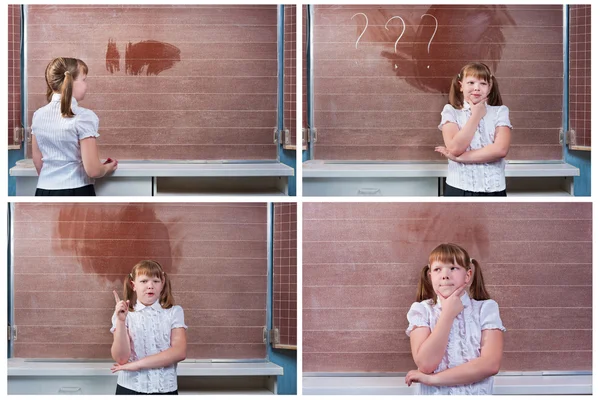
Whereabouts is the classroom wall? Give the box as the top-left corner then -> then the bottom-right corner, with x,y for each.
9,4 -> 21,148
311,5 -> 564,161
12,203 -> 268,360
303,202 -> 592,372
26,5 -> 278,160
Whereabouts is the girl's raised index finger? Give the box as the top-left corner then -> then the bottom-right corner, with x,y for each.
113,290 -> 121,303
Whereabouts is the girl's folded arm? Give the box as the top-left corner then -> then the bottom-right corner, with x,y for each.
454,126 -> 511,164
410,313 -> 454,374
135,327 -> 187,370
111,320 -> 131,365
442,117 -> 480,157
429,329 -> 503,387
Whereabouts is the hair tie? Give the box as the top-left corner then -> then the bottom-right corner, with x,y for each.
457,73 -> 460,79
470,258 -> 474,264
64,71 -> 70,77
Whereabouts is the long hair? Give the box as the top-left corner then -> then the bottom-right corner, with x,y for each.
416,243 -> 490,304
448,62 -> 503,109
123,260 -> 175,311
44,57 -> 88,118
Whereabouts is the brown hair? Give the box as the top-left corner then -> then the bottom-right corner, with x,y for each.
448,62 -> 502,109
123,260 -> 174,311
416,243 -> 490,304
45,57 -> 88,118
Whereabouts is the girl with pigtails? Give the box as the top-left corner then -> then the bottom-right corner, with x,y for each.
111,260 -> 187,395
435,62 -> 513,196
31,57 -> 117,196
405,243 -> 505,395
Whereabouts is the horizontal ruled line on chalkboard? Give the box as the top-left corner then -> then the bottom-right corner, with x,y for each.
15,256 -> 267,259
316,24 -> 563,28
317,59 -> 563,62
14,308 -> 267,311
303,262 -> 591,265
304,306 -> 591,309
28,75 -> 277,78
28,59 -> 278,62
304,284 -> 591,288
28,23 -> 278,27
16,290 -> 267,294
94,144 -> 276,147
28,42 -> 277,44
303,240 -> 590,244
16,220 -> 266,224
304,328 -> 590,332
314,42 -> 563,45
18,238 -> 267,242
30,93 -> 277,95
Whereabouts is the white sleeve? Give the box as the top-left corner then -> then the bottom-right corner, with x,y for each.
438,104 -> 459,130
76,110 -> 100,140
406,302 -> 431,336
480,300 -> 506,332
171,306 -> 188,330
496,105 -> 513,129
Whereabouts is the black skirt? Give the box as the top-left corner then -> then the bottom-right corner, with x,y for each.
35,184 -> 96,196
116,384 -> 178,395
444,183 -> 507,197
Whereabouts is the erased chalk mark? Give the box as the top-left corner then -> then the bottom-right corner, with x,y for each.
125,40 -> 181,76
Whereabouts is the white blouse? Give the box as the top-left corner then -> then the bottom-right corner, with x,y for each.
31,93 -> 100,190
406,292 -> 506,395
111,300 -> 187,394
438,102 -> 513,193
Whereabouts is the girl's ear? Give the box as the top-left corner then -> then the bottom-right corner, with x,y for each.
465,268 -> 473,284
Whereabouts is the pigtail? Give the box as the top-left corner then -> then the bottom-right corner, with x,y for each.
60,71 -> 75,118
487,75 -> 503,106
469,258 -> 491,301
448,72 -> 464,109
124,272 -> 136,311
159,270 -> 175,309
416,265 -> 435,303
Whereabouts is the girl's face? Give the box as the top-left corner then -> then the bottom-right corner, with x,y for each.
132,273 -> 164,306
429,260 -> 472,299
460,74 -> 491,103
72,71 -> 88,101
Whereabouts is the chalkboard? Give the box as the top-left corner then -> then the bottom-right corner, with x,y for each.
26,5 -> 279,160
13,203 -> 268,360
312,5 -> 564,161
303,202 -> 592,373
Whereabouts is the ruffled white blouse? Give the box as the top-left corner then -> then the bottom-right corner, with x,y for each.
406,292 -> 506,395
111,300 -> 187,393
438,102 -> 513,193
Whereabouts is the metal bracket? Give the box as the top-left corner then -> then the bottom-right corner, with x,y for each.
310,127 -> 318,143
8,325 -> 17,341
262,326 -> 268,344
273,127 -> 280,144
283,129 -> 291,146
302,128 -> 308,146
13,127 -> 23,144
270,328 -> 280,345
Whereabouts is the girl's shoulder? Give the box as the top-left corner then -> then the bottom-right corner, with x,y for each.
73,105 -> 99,121
470,298 -> 500,312
441,103 -> 460,113
408,299 -> 436,313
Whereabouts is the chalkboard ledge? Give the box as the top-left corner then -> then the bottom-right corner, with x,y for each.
302,373 -> 592,395
8,358 -> 283,377
302,161 -> 579,179
10,159 -> 294,178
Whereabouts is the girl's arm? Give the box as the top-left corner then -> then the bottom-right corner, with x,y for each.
111,319 -> 131,365
409,285 -> 467,374
31,135 -> 43,175
448,126 -> 511,164
112,328 -> 187,372
80,137 -> 117,178
410,312 -> 454,374
429,329 -> 504,386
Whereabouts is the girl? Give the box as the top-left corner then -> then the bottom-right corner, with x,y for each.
31,57 -> 118,196
435,62 -> 512,196
405,243 -> 505,395
111,260 -> 187,395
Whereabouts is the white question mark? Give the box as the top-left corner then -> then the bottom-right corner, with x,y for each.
420,13 -> 438,69
351,13 -> 369,49
385,16 -> 406,55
